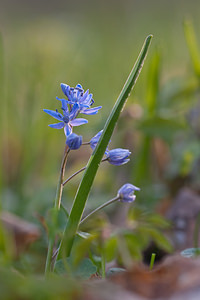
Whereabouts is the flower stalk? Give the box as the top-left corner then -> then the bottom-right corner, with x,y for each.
80,196 -> 120,225
63,158 -> 108,186
45,145 -> 70,276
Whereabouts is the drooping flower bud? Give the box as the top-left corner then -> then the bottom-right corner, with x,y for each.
106,148 -> 131,165
66,133 -> 82,150
117,183 -> 140,202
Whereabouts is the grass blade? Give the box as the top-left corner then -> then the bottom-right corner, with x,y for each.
184,20 -> 200,77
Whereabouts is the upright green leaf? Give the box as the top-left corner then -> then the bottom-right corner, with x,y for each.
184,20 -> 200,77
146,49 -> 161,116
132,49 -> 160,187
57,35 -> 153,262
0,33 -> 4,197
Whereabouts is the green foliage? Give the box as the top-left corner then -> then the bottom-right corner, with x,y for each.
84,206 -> 172,269
146,48 -> 161,116
128,207 -> 173,253
55,257 -> 97,278
0,267 -> 82,300
104,237 -> 118,262
137,117 -> 186,141
184,20 -> 200,77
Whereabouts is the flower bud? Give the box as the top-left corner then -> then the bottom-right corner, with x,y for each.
106,148 -> 131,165
90,130 -> 103,150
117,183 -> 140,202
66,133 -> 82,150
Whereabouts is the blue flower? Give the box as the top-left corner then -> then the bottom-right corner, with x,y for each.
58,83 -> 102,115
89,129 -> 111,153
117,183 -> 140,202
66,133 -> 82,150
89,130 -> 103,150
43,105 -> 88,137
106,148 -> 131,165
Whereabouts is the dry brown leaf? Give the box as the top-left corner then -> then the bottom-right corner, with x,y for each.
110,255 -> 200,299
0,211 -> 41,256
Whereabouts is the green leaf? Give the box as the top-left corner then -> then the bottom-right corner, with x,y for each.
137,117 -> 187,141
71,233 -> 96,266
138,226 -> 173,253
146,214 -> 171,229
146,48 -> 161,116
56,35 -> 153,261
124,233 -> 144,260
55,257 -> 97,279
184,20 -> 200,77
0,33 -> 4,195
104,237 -> 118,262
131,136 -> 151,185
159,77 -> 198,106
181,248 -> 200,258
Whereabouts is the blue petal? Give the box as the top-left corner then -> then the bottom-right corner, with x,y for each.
117,183 -> 140,203
81,93 -> 93,106
56,97 -> 69,112
69,103 -> 80,120
70,118 -> 88,126
109,159 -> 130,166
76,84 -> 83,90
64,124 -> 72,136
56,97 -> 73,105
48,122 -> 65,129
80,89 -> 89,102
43,109 -> 63,121
60,83 -> 69,96
81,106 -> 102,115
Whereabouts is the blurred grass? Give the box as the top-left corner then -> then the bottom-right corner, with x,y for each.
1,0 -> 200,216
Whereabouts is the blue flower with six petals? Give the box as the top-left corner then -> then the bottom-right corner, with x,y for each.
43,105 -> 88,137
57,83 -> 102,115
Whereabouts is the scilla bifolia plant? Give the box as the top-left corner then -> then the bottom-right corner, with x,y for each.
44,35 -> 152,276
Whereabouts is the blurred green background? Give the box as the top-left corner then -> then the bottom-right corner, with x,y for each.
1,0 -> 200,220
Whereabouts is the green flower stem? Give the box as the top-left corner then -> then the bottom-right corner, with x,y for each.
45,145 -> 70,276
45,239 -> 54,276
63,158 -> 108,186
63,166 -> 86,186
80,196 -> 119,225
55,35 -> 152,264
149,253 -> 156,270
55,146 -> 70,209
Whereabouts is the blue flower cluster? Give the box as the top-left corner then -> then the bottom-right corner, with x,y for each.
44,83 -> 140,200
44,83 -> 102,149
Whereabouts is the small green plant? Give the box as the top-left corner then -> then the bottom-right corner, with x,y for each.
43,35 -> 153,276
